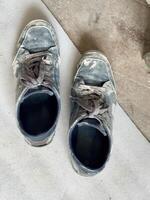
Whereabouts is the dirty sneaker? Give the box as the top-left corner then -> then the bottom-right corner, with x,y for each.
68,51 -> 117,176
13,20 -> 60,146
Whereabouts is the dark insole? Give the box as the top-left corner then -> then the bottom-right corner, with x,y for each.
71,119 -> 110,170
19,92 -> 58,136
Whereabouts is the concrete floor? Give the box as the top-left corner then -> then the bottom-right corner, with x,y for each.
43,0 -> 150,140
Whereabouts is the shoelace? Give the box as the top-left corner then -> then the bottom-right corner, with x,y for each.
71,83 -> 109,118
71,81 -> 116,136
18,51 -> 55,87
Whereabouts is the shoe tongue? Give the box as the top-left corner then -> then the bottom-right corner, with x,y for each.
77,118 -> 107,136
24,85 -> 54,99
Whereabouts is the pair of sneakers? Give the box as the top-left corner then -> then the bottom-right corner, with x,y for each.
13,20 -> 117,176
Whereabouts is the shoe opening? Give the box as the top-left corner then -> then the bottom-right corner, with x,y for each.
70,118 -> 111,170
18,87 -> 58,136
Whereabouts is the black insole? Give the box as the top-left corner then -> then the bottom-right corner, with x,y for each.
19,92 -> 58,136
71,119 -> 110,170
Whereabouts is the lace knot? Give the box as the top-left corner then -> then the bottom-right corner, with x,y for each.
71,84 -> 108,117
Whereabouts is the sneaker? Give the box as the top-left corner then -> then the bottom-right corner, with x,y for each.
13,20 -> 60,146
68,51 -> 117,176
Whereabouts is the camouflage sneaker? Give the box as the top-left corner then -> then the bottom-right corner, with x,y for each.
12,20 -> 60,147
68,51 -> 117,176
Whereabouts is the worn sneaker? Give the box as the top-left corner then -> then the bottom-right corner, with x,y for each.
68,51 -> 117,176
12,20 -> 60,146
